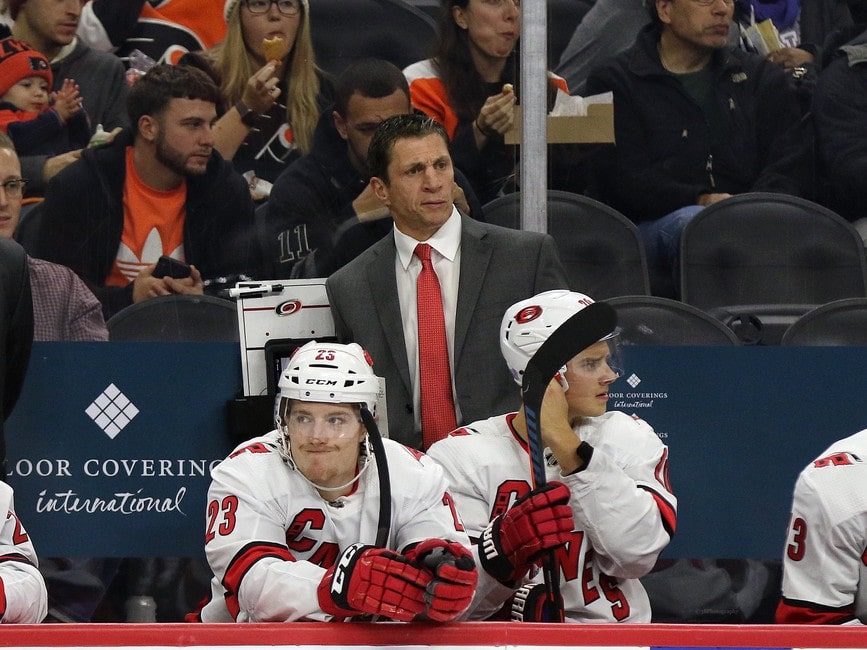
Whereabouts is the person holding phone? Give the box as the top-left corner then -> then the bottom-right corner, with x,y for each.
24,64 -> 259,318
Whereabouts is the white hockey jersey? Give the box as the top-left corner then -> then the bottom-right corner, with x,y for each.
777,429 -> 867,625
196,430 -> 471,622
427,410 -> 676,623
0,481 -> 47,623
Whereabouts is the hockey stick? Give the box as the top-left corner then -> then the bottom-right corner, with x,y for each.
520,300 -> 618,622
360,406 -> 391,549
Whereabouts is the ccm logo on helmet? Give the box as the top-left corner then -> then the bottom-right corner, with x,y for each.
276,300 -> 302,316
305,379 -> 338,386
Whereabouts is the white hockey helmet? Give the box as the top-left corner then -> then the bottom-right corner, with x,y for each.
275,341 -> 379,486
275,340 -> 380,431
500,289 -> 618,385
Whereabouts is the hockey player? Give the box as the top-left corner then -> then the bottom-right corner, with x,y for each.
776,429 -> 867,625
428,289 -> 677,622
0,481 -> 47,623
192,341 -> 477,622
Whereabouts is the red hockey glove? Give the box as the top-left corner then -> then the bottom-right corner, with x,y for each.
478,481 -> 574,584
317,543 -> 430,621
405,539 -> 478,621
509,583 -> 565,622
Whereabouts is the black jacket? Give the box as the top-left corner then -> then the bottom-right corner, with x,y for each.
586,25 -> 813,222
813,32 -> 867,220
0,239 -> 32,479
26,129 -> 259,317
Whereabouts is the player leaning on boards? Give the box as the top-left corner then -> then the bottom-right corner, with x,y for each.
190,342 -> 477,622
776,428 -> 867,625
427,290 -> 678,622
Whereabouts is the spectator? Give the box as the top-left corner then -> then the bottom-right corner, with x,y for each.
326,113 -> 568,451
192,341 -> 477,622
427,289 -> 677,622
0,236 -> 30,480
1,1 -> 219,65
78,0 -> 226,65
0,481 -> 48,622
734,0 -> 855,112
8,0 -> 129,196
0,38 -> 89,157
403,0 -> 567,205
586,0 -> 812,296
735,0 -> 853,69
776,427 -> 867,624
555,0 -> 852,100
264,57 -> 481,279
0,134 -> 106,340
812,26 -> 867,240
25,63 -> 258,319
183,0 -> 332,194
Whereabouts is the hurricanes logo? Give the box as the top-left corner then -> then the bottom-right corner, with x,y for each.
515,305 -> 543,323
276,300 -> 302,316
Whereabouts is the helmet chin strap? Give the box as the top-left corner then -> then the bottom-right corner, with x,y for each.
282,430 -> 373,495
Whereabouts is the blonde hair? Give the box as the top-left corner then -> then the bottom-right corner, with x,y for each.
207,2 -> 322,154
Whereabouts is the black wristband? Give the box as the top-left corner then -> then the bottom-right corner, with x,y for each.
234,100 -> 258,127
474,119 -> 498,140
573,441 -> 594,472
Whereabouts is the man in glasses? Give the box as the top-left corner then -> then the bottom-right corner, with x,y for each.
0,133 -> 107,341
586,0 -> 811,297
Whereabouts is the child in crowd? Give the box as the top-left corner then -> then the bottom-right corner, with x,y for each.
0,37 -> 90,156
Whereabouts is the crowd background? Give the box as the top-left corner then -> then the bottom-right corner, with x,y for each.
0,0 -> 864,626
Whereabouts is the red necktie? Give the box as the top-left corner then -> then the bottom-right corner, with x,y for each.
415,243 -> 457,450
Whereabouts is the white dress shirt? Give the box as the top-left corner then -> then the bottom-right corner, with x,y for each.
393,207 -> 463,434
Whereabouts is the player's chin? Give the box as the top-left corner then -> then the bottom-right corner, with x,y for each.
586,398 -> 608,417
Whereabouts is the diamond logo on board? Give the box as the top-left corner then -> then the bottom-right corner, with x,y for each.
85,383 -> 139,439
627,373 -> 641,388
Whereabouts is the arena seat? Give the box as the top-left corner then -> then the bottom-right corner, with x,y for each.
106,295 -> 239,342
781,297 -> 867,346
679,193 -> 867,345
482,190 -> 651,299
310,0 -> 437,76
607,295 -> 741,345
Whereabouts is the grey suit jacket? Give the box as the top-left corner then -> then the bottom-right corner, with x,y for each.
326,214 -> 568,449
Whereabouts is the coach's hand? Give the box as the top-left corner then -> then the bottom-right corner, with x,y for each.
318,543 -> 429,621
478,482 -> 573,584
